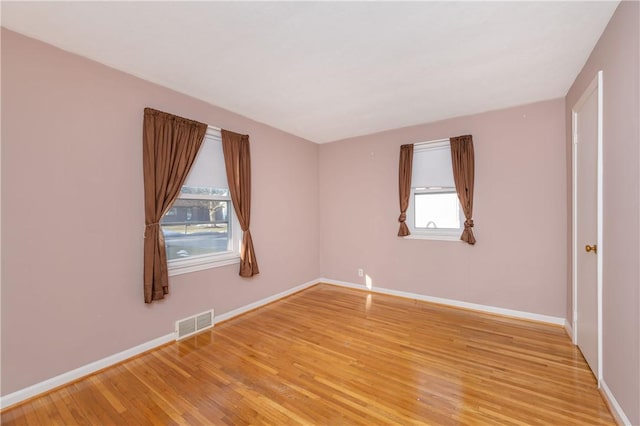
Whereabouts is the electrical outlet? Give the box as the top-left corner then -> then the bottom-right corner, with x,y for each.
358,268 -> 364,277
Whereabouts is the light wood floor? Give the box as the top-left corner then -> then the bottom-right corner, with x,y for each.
2,284 -> 615,425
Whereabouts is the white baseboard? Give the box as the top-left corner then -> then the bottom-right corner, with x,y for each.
564,319 -> 574,341
0,276 -> 571,411
0,278 -> 320,411
318,278 -> 566,326
0,332 -> 175,410
600,380 -> 632,425
214,278 -> 318,323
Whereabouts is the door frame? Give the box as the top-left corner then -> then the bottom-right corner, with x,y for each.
571,70 -> 603,385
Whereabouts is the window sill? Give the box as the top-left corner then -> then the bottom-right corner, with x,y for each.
168,254 -> 240,276
403,234 -> 462,242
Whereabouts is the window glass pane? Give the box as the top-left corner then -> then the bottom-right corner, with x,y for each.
414,192 -> 460,229
161,198 -> 230,260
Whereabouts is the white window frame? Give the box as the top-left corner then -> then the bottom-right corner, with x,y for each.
165,127 -> 241,276
405,139 -> 464,241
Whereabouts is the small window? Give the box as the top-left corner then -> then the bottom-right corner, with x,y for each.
161,127 -> 240,275
407,140 -> 463,239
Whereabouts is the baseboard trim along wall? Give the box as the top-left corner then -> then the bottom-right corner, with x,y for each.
0,277 -> 600,412
0,278 -> 319,411
0,332 -> 176,410
319,278 -> 566,325
600,380 -> 632,426
322,279 -> 635,423
214,278 -> 318,324
564,320 -> 574,341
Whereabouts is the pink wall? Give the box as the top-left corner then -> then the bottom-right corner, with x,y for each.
4,6 -> 636,415
565,1 -> 640,423
319,98 -> 567,317
0,29 -> 319,395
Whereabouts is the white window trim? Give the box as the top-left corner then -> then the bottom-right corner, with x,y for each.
168,252 -> 240,276
415,139 -> 449,150
404,234 -> 462,242
405,139 -> 464,242
165,126 -> 242,276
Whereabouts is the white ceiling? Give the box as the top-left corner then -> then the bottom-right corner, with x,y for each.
1,1 -> 619,143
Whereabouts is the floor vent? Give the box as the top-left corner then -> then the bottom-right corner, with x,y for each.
175,309 -> 214,340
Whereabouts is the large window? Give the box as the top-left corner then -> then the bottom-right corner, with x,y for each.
161,127 -> 240,275
407,140 -> 463,239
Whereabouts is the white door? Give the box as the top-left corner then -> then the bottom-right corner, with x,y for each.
572,71 -> 602,383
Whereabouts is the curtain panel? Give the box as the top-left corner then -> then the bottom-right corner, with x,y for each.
450,135 -> 476,245
221,129 -> 260,277
142,108 -> 207,303
397,144 -> 414,236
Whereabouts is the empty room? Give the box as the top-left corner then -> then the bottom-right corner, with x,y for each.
1,1 -> 638,425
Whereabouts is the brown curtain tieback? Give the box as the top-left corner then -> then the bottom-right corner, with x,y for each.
398,213 -> 407,222
464,219 -> 474,228
144,222 -> 160,238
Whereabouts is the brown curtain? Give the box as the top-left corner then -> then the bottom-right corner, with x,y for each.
143,108 -> 207,303
398,144 -> 414,236
221,129 -> 259,277
450,135 -> 476,245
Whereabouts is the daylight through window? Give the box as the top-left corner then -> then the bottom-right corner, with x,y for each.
161,127 -> 240,274
407,140 -> 463,239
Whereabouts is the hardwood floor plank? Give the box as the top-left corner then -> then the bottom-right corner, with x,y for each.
1,284 -> 615,425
